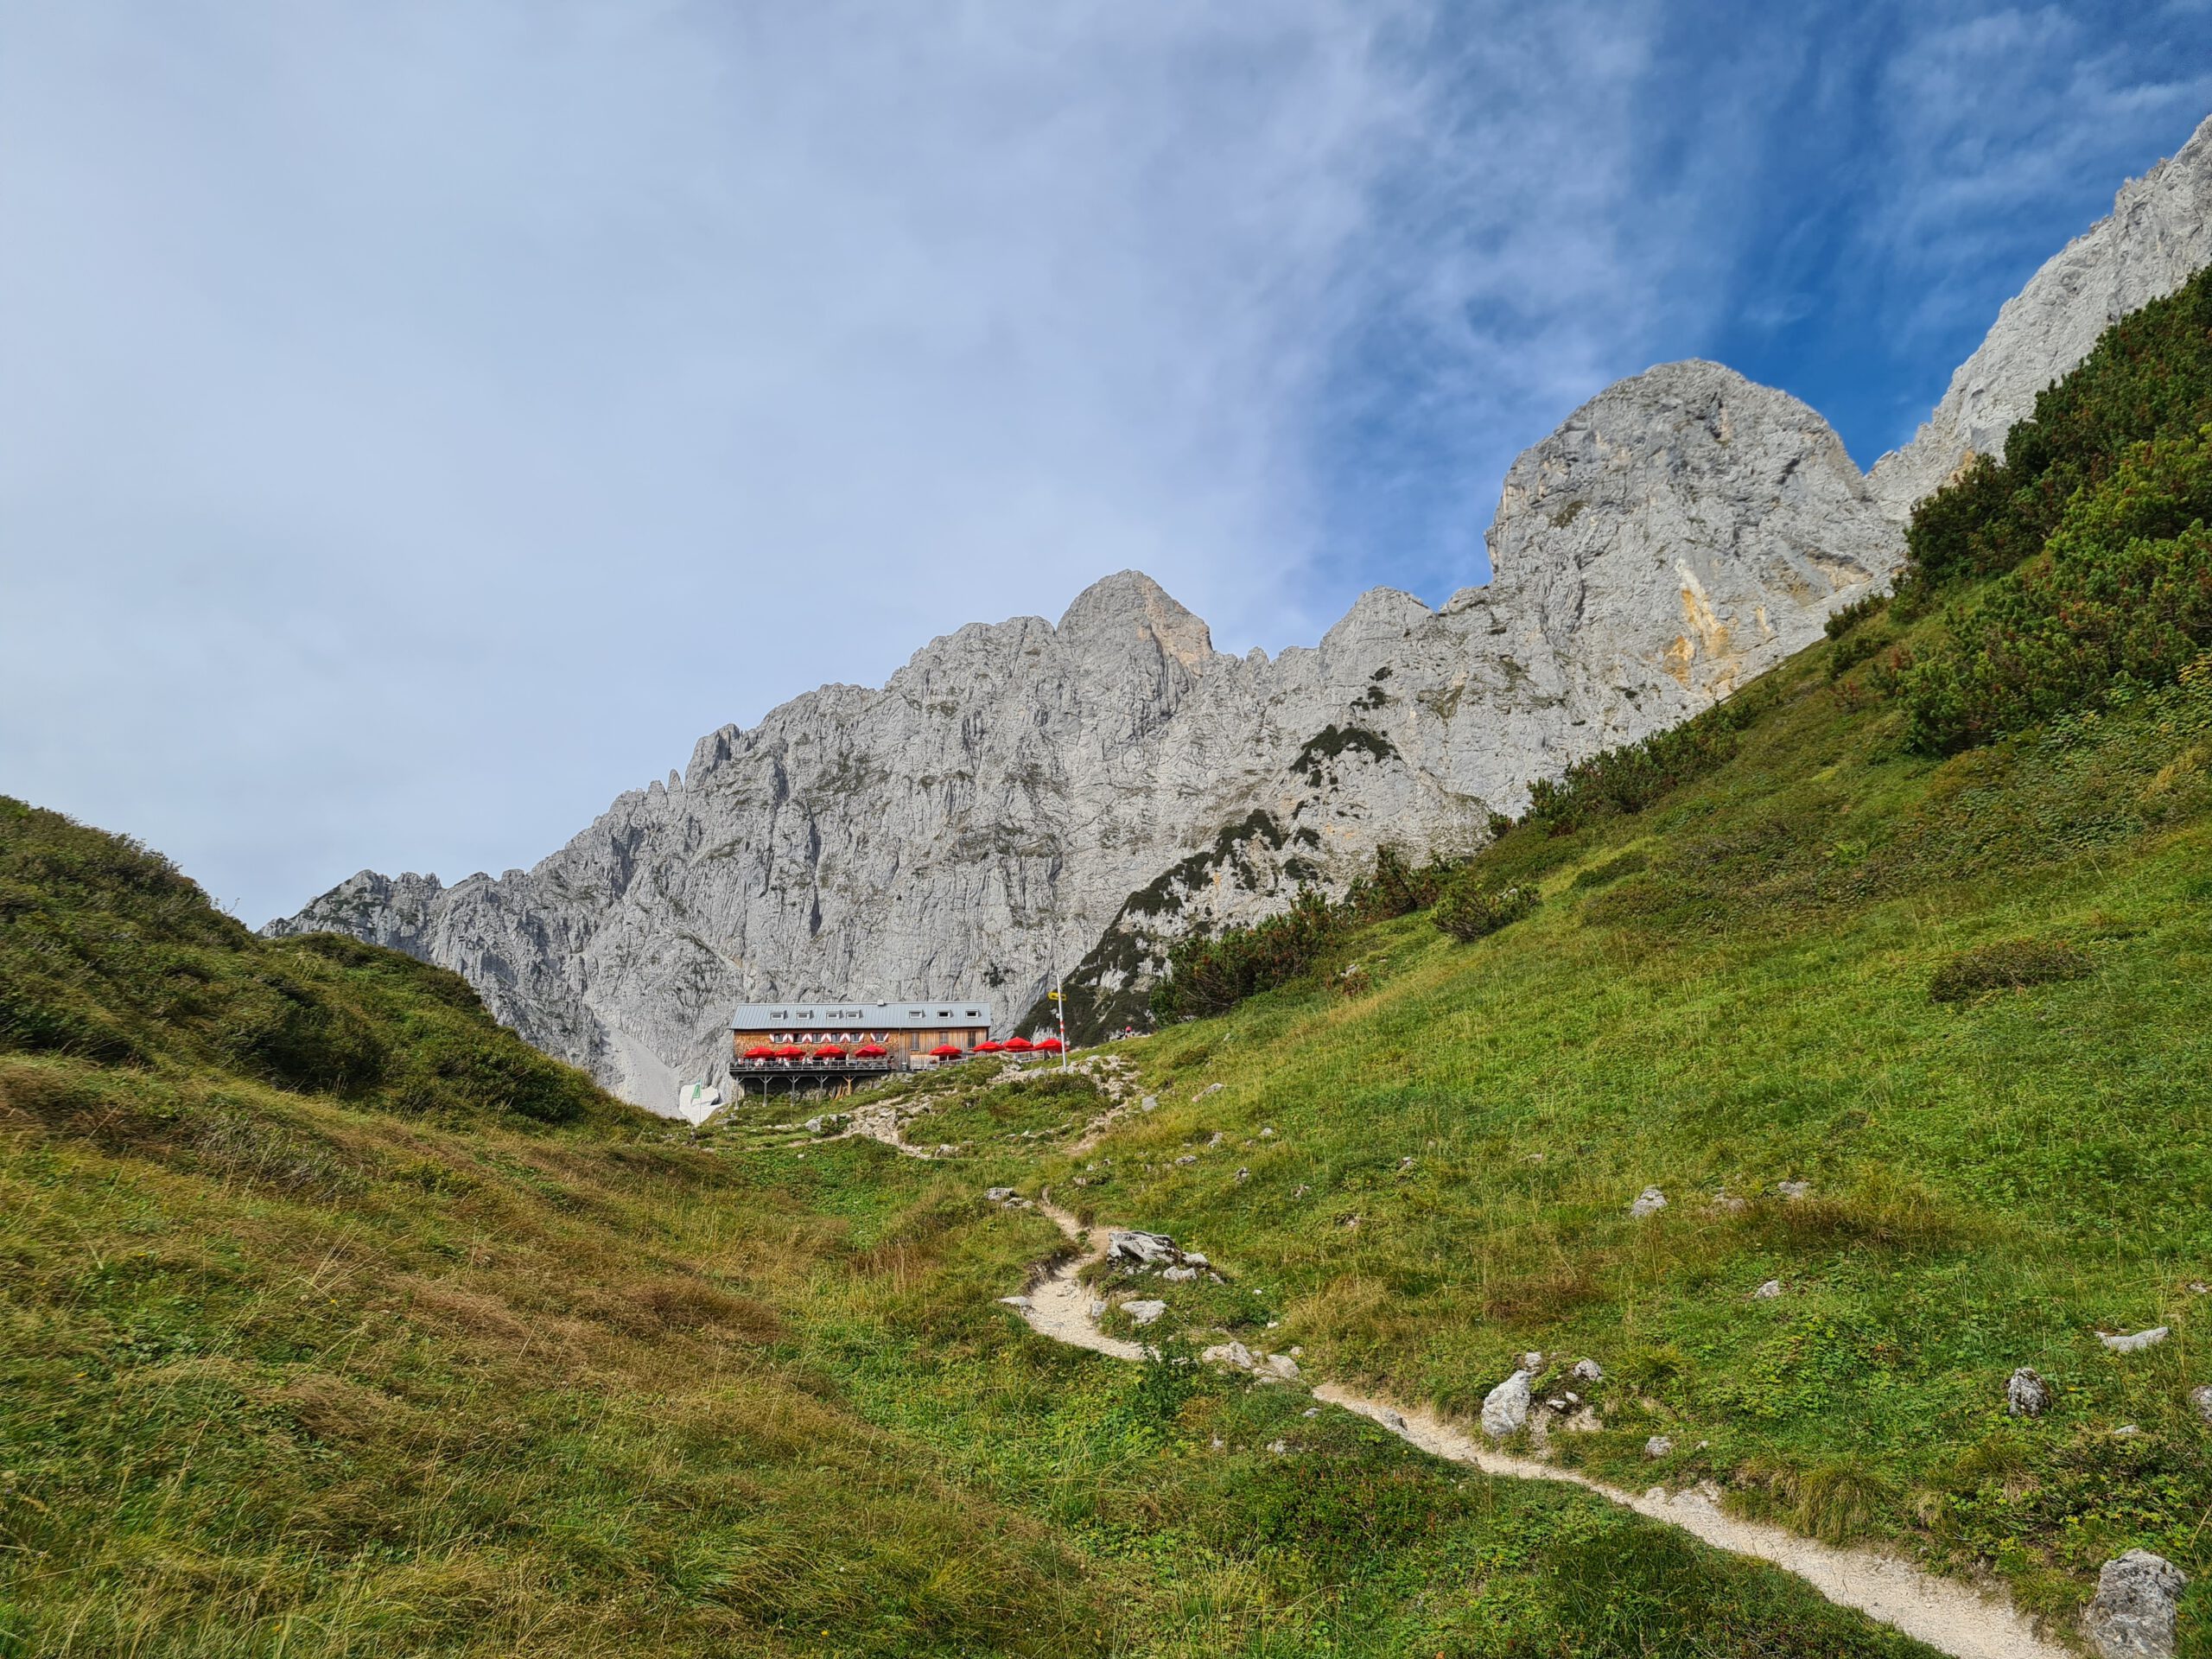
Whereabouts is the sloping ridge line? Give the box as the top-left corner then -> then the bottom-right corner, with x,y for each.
1009,1200 -> 2069,1659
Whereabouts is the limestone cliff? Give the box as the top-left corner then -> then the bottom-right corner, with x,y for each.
1870,113 -> 2212,518
273,362 -> 1895,1107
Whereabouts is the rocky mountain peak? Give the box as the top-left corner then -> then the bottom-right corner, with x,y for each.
1057,569 -> 1217,675
272,116 -> 2212,1109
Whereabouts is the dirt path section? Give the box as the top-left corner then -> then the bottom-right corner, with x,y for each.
1002,1202 -> 2069,1659
998,1198 -> 1150,1362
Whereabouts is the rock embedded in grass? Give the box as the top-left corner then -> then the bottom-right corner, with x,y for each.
1751,1280 -> 1783,1300
2101,1326 -> 2171,1354
1629,1186 -> 1668,1217
1123,1299 -> 1166,1326
1777,1179 -> 1811,1201
2190,1384 -> 2212,1424
2082,1550 -> 2187,1658
2008,1367 -> 2052,1417
1481,1370 -> 1531,1438
1108,1229 -> 1182,1267
1644,1434 -> 1673,1459
1570,1358 -> 1603,1382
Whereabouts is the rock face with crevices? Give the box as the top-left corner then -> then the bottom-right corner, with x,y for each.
272,363 -> 1897,1107
271,114 -> 2212,1110
2082,1551 -> 2187,1659
1871,114 -> 2212,519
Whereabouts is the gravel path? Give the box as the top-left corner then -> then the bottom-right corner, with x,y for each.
1003,1200 -> 2069,1659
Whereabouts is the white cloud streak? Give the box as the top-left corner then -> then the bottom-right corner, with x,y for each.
0,1 -> 2202,922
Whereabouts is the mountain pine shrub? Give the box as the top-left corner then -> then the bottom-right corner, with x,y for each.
1433,875 -> 1539,942
1887,427 -> 2212,750
1904,264 -> 2212,589
1149,890 -> 1345,1021
1520,691 -> 1765,836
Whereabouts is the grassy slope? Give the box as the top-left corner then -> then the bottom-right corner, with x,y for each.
0,799 -> 1944,1657
1028,609 -> 2212,1637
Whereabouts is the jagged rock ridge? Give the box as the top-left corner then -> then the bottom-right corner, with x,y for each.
275,362 -> 1896,1107
275,111 -> 2212,1109
1870,112 -> 2212,518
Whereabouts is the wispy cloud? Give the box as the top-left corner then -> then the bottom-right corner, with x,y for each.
1,0 -> 2203,923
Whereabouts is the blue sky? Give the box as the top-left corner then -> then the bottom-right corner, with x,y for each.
2,1 -> 2208,923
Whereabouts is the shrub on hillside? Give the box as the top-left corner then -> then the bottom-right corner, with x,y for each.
1149,890 -> 1344,1022
1929,938 -> 2094,1003
1520,693 -> 1765,836
1433,877 -> 1539,943
1885,429 -> 2212,750
1344,843 -> 1457,921
1904,265 -> 2212,589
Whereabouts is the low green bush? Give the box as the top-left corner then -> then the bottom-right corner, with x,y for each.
1521,692 -> 1765,836
1904,264 -> 2212,588
1150,890 -> 1345,1021
1928,938 -> 2094,1003
1433,877 -> 1539,942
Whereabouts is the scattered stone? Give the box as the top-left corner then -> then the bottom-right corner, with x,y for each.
1708,1191 -> 1748,1214
1751,1280 -> 1783,1300
1124,1300 -> 1167,1327
2189,1281 -> 2209,1296
1206,1131 -> 1224,1146
1379,1408 -> 1408,1433
1260,1127 -> 1275,1139
1288,1346 -> 1302,1357
1266,1440 -> 1288,1455
1174,1154 -> 1197,1167
1160,1265 -> 1197,1283
1398,1156 -> 1416,1170
1088,1297 -> 1107,1319
2190,1385 -> 2212,1425
1262,1353 -> 1301,1381
1198,1084 -> 1224,1098
1519,1351 -> 1546,1374
2101,1326 -> 2171,1354
2112,1424 -> 2145,1439
984,1186 -> 1016,1202
1644,1434 -> 1673,1459
1141,1096 -> 1159,1112
2082,1549 -> 2187,1659
1236,1167 -> 1249,1182
1210,1435 -> 1224,1450
1293,1184 -> 1312,1198
1108,1230 -> 1181,1267
1201,1341 -> 1256,1371
1570,1358 -> 1604,1382
1303,1407 -> 1319,1418
1629,1186 -> 1668,1218
1481,1370 -> 1532,1439
1184,1253 -> 1210,1268
2007,1367 -> 2051,1417
998,1295 -> 1033,1310
1777,1179 -> 1812,1201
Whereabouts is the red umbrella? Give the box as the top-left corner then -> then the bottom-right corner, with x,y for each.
1002,1036 -> 1035,1052
928,1043 -> 964,1058
814,1045 -> 847,1059
742,1045 -> 777,1059
854,1043 -> 889,1058
775,1045 -> 808,1059
1032,1037 -> 1063,1052
974,1040 -> 1005,1052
